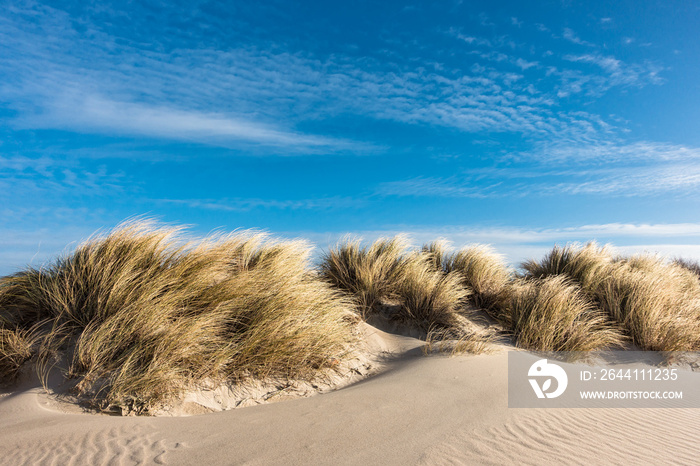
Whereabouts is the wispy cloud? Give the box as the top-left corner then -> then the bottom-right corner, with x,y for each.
378,140 -> 700,198
0,1 -> 667,153
298,222 -> 700,264
562,28 -> 594,47
526,141 -> 700,164
563,54 -> 664,88
19,94 -> 356,151
159,196 -> 363,212
0,154 -> 126,199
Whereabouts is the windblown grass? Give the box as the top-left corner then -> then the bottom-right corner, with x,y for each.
423,327 -> 493,356
673,257 -> 700,279
523,244 -> 700,351
437,243 -> 511,312
0,220 -> 357,413
319,236 -> 412,317
596,257 -> 700,351
396,253 -> 471,329
0,327 -> 36,383
5,224 -> 699,410
320,238 -> 486,341
500,276 -> 624,353
521,242 -> 614,292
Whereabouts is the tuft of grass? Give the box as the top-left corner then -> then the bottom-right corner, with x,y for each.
0,220 -> 358,413
0,327 -> 36,383
673,257 -> 700,279
443,245 -> 512,312
320,238 -> 473,332
595,257 -> 700,351
421,240 -> 452,272
523,244 -> 700,352
395,253 -> 471,330
521,242 -> 614,292
319,236 -> 412,317
500,276 -> 624,353
423,326 -> 493,356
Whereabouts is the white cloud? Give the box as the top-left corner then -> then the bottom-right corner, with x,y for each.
159,196 -> 363,212
377,141 -> 700,198
19,93 -> 357,151
562,28 -> 594,47
530,141 -> 700,163
563,54 -> 663,88
0,2 -> 667,151
296,222 -> 700,266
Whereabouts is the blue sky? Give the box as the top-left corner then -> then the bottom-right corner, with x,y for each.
2,0 -> 700,274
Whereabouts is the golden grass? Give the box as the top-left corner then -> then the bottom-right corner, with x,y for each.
0,220 -> 357,413
442,244 -> 511,312
0,327 -> 36,383
596,257 -> 700,351
320,237 -> 495,354
319,236 -> 412,317
396,253 -> 472,329
320,237 -> 474,329
674,258 -> 700,278
423,326 -> 493,356
4,223 -> 700,411
501,276 -> 625,353
523,244 -> 700,351
521,242 -> 614,292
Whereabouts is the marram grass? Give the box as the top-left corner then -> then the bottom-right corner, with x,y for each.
500,276 -> 625,353
523,243 -> 700,351
424,241 -> 512,312
3,224 -> 700,413
0,220 -> 358,413
320,237 -> 488,345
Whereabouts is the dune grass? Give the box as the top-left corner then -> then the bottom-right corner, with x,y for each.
596,257 -> 700,351
4,223 -> 700,411
0,327 -> 36,383
318,236 -> 413,317
522,243 -> 700,351
320,237 -> 478,331
321,238 -> 622,354
0,221 -> 357,413
674,257 -> 700,278
423,326 -> 493,356
500,276 -> 624,353
521,242 -> 614,292
424,242 -> 512,312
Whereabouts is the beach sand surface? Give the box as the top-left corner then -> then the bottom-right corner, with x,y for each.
1,325 -> 699,465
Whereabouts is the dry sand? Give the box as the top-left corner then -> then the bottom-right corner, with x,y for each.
1,324 -> 699,465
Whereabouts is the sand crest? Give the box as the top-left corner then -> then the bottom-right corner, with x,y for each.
1,324 -> 699,465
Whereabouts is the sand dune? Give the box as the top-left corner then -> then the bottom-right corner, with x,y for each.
1,325 -> 698,465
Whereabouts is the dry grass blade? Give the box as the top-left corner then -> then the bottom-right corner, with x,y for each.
0,220 -> 358,413
319,236 -> 412,317
441,244 -> 512,312
523,244 -> 700,352
0,327 -> 36,383
521,242 -> 614,293
500,276 -> 624,355
320,237 -> 475,332
595,258 -> 700,351
423,326 -> 493,356
674,258 -> 700,278
396,254 -> 471,330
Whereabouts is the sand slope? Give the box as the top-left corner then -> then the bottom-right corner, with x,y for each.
1,325 -> 699,465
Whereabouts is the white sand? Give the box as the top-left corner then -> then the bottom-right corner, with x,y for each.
1,324 -> 699,465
